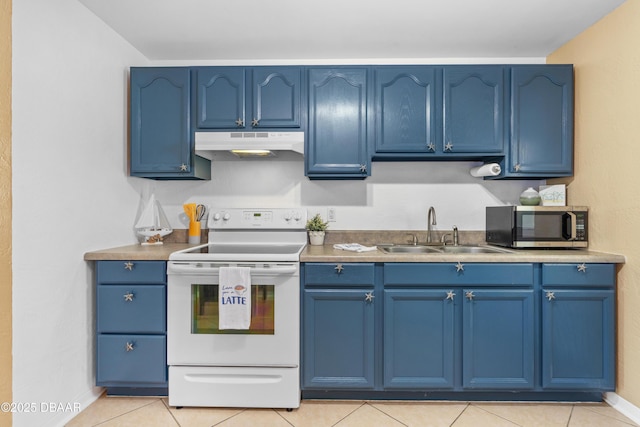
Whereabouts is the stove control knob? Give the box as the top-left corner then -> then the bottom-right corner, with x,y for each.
284,212 -> 292,222
293,211 -> 302,222
213,212 -> 221,221
222,212 -> 231,221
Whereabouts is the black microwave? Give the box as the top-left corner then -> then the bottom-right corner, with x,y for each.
486,206 -> 588,248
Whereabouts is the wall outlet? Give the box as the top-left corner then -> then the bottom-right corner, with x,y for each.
327,207 -> 336,222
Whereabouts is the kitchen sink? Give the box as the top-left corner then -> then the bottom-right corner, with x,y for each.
378,245 -> 444,254
439,245 -> 515,254
379,244 -> 515,255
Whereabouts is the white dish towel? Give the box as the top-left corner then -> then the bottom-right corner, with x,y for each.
218,266 -> 251,330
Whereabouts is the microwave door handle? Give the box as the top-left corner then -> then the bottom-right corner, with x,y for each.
564,212 -> 577,240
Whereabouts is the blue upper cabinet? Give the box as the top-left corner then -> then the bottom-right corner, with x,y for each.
251,67 -> 302,128
306,67 -> 371,179
504,65 -> 574,177
373,66 -> 439,155
195,67 -> 245,129
130,67 -> 210,180
442,66 -> 506,154
195,66 -> 302,130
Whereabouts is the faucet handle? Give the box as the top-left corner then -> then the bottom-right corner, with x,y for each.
407,234 -> 418,245
440,234 -> 452,245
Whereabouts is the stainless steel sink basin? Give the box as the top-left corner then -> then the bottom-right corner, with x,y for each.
379,245 -> 444,254
439,245 -> 515,254
379,244 -> 515,255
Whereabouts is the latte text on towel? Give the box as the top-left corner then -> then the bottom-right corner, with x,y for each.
219,266 -> 252,330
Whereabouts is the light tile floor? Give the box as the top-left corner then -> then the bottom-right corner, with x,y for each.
66,394 -> 640,427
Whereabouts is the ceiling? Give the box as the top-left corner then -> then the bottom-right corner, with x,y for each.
78,0 -> 626,62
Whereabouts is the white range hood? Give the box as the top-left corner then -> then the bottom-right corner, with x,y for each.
195,131 -> 304,157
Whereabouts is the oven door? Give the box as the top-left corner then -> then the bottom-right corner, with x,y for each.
167,262 -> 299,367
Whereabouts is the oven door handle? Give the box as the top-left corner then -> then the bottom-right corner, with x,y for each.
168,263 -> 298,275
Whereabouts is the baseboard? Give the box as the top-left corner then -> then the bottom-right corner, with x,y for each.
604,392 -> 640,425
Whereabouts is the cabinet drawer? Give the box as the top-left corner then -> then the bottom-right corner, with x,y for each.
96,334 -> 167,385
542,263 -> 615,287
384,263 -> 533,286
97,285 -> 166,333
304,263 -> 375,286
97,261 -> 166,284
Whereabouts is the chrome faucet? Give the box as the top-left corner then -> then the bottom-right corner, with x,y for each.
427,206 -> 437,244
452,225 -> 459,246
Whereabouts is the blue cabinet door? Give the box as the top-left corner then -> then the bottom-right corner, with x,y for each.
443,66 -> 505,154
251,67 -> 302,128
373,66 -> 439,155
130,67 -> 209,179
462,289 -> 534,389
542,289 -> 615,390
507,65 -> 574,177
384,289 -> 455,389
195,67 -> 246,129
306,67 -> 370,178
303,288 -> 375,389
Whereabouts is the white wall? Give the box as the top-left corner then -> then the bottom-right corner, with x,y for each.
12,0 -> 148,425
147,155 -> 542,234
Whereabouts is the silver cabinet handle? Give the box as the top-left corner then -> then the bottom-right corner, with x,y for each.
444,141 -> 453,152
180,163 -> 188,171
465,291 -> 475,300
514,163 -> 521,172
546,291 -> 555,301
235,118 -> 244,127
334,264 -> 344,273
446,290 -> 456,301
577,263 -> 587,272
365,291 -> 375,303
360,164 -> 367,173
125,342 -> 134,352
455,261 -> 464,272
123,292 -> 134,302
251,118 -> 259,127
124,262 -> 134,271
427,142 -> 436,152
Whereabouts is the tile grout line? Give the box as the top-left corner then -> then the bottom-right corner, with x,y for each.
92,397 -> 165,427
272,407 -> 296,427
581,405 -> 640,426
467,403 -> 524,427
365,402 -> 410,427
449,402 -> 471,427
330,401 -> 368,427
566,404 -> 574,427
160,399 -> 183,427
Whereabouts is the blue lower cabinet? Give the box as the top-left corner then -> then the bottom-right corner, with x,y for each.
303,289 -> 375,389
384,289 -> 455,389
462,289 -> 535,389
97,335 -> 167,386
301,261 -> 616,398
95,261 -> 168,394
542,289 -> 615,390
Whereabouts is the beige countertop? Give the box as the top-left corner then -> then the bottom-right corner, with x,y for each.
84,242 -> 626,264
84,243 -> 197,261
301,244 -> 626,264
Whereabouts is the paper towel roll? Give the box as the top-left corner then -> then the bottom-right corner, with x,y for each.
470,163 -> 501,177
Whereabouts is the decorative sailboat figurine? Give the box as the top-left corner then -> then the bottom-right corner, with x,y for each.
135,194 -> 173,245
